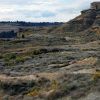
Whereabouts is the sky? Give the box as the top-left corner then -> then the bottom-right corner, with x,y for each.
0,0 -> 98,22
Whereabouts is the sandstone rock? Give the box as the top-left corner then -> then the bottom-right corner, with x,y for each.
51,2 -> 100,33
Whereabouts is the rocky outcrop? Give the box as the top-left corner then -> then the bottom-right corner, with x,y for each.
51,2 -> 100,33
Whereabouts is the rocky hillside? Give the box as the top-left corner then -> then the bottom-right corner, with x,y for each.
0,2 -> 100,100
51,2 -> 100,34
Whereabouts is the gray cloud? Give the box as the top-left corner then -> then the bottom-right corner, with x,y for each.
0,0 -> 97,22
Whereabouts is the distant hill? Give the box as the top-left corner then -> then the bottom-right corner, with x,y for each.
0,22 -> 63,38
0,21 -> 63,33
0,21 -> 63,27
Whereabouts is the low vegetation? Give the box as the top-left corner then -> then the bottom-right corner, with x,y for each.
0,2 -> 99,100
3,53 -> 29,66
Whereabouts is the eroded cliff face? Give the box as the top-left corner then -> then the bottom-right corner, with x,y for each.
51,2 -> 100,33
65,9 -> 97,32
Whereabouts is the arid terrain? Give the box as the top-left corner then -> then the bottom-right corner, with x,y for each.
0,2 -> 100,100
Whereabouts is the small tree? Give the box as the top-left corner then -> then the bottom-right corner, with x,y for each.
22,34 -> 25,38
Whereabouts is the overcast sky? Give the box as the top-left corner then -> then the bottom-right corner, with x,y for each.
0,0 -> 98,22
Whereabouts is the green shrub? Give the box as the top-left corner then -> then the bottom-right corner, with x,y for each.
4,60 -> 15,66
22,34 -> 25,38
0,80 -> 36,95
4,53 -> 29,65
30,48 -> 48,56
33,50 -> 41,55
61,83 -> 78,93
15,56 -> 26,63
4,53 -> 16,61
0,54 -> 3,59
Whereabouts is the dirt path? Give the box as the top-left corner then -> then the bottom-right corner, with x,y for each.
0,74 -> 39,83
0,68 -> 95,83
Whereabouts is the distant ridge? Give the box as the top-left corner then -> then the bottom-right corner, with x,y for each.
0,21 -> 63,27
0,21 -> 63,33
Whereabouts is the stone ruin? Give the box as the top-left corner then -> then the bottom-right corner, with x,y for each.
91,2 -> 100,10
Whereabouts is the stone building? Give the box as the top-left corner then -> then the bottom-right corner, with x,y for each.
91,2 -> 100,10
